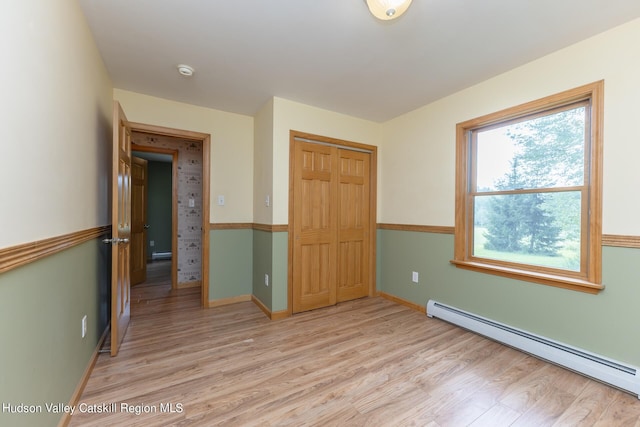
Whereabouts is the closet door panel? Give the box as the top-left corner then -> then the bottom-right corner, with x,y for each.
337,150 -> 370,302
292,143 -> 338,313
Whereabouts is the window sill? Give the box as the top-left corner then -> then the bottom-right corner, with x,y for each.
449,260 -> 604,294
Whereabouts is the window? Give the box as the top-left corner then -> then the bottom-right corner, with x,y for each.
451,81 -> 604,293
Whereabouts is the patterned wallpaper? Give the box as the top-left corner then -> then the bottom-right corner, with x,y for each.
131,132 -> 203,284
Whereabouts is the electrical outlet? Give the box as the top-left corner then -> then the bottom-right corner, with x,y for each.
412,271 -> 419,283
81,315 -> 87,338
264,274 -> 269,287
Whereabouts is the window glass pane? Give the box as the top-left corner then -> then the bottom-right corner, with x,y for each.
473,191 -> 581,271
476,107 -> 585,192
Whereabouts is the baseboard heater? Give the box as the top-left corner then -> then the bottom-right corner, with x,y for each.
151,251 -> 172,261
426,300 -> 639,398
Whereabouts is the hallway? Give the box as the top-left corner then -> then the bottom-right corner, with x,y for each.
128,261 -> 197,313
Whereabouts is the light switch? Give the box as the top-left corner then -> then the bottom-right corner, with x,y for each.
188,198 -> 195,208
217,195 -> 225,206
265,195 -> 270,207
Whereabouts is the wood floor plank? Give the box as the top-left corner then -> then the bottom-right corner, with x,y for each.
497,361 -> 559,413
593,390 -> 640,427
510,385 -> 579,427
471,403 -> 522,426
553,381 -> 619,426
68,262 -> 640,426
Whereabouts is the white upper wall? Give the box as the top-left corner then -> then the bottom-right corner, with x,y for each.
7,0 -> 636,243
0,0 -> 113,248
113,89 -> 255,224
272,97 -> 383,224
113,93 -> 381,226
380,17 -> 640,235
253,99 -> 274,225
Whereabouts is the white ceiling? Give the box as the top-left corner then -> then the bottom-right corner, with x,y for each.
80,0 -> 640,123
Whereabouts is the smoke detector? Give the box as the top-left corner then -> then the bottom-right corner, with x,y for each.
177,64 -> 194,77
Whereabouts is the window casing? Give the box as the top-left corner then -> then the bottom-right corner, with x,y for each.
451,81 -> 604,294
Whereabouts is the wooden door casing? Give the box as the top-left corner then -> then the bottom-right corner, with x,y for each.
290,134 -> 374,314
127,123 -> 211,307
111,101 -> 132,356
131,156 -> 148,286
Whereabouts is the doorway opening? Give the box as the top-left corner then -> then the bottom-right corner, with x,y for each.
132,148 -> 177,289
129,122 -> 211,307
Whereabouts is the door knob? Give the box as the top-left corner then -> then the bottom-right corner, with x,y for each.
144,224 -> 150,229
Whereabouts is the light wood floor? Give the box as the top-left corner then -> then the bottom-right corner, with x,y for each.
69,264 -> 640,426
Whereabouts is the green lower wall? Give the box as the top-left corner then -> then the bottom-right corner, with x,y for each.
10,225 -> 631,427
209,229 -> 287,312
252,230 -> 273,310
271,232 -> 288,312
0,239 -> 110,427
251,230 -> 288,312
146,161 -> 172,254
5,224 -> 633,427
377,229 -> 640,367
210,226 -> 640,368
209,229 -> 253,301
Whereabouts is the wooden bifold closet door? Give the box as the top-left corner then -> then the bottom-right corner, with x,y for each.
292,139 -> 371,314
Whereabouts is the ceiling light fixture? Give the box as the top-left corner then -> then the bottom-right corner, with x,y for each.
365,0 -> 413,21
177,64 -> 194,77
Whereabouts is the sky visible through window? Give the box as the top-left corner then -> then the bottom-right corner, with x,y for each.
476,127 -> 517,191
